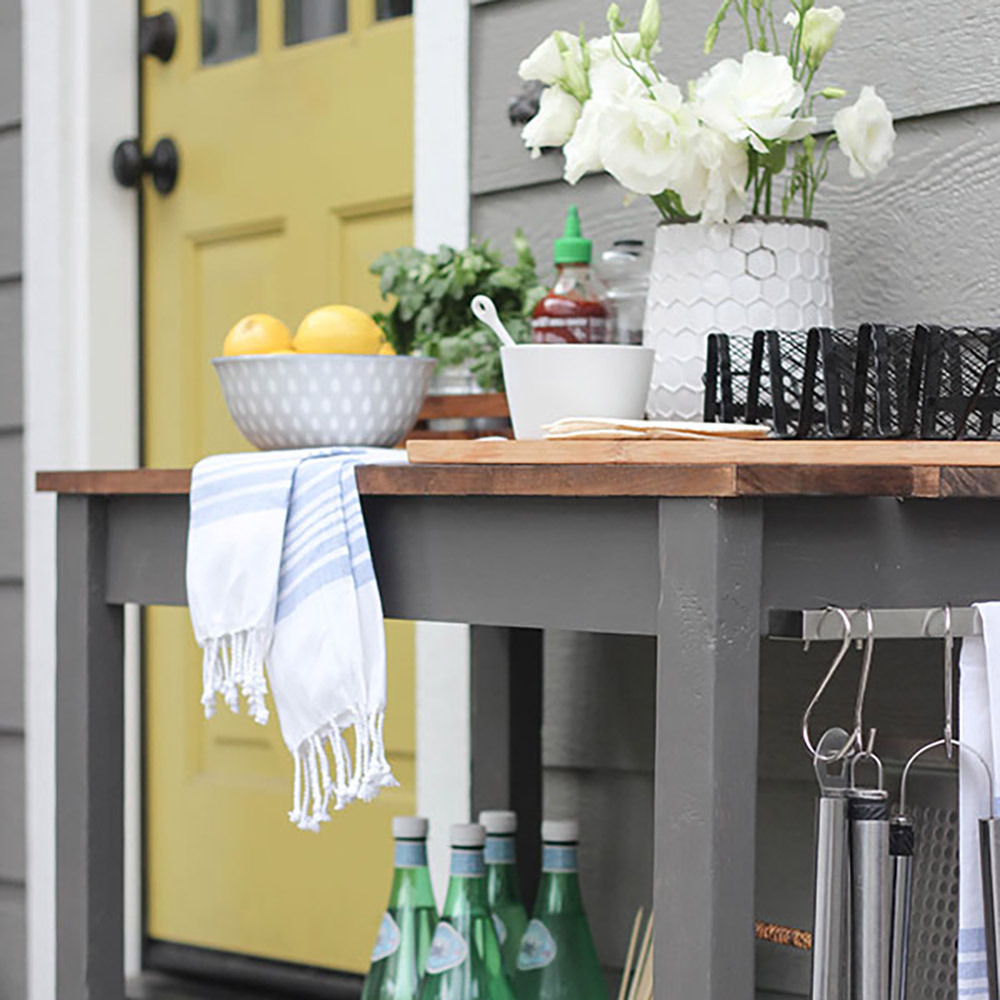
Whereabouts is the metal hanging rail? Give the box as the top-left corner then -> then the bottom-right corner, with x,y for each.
767,607 -> 983,642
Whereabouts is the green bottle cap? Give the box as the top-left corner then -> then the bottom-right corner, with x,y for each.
553,204 -> 592,265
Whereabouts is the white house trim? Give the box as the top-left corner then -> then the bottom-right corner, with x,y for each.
24,1 -> 141,995
413,0 -> 473,907
24,0 -> 470,993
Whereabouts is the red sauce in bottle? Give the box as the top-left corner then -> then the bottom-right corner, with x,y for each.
531,206 -> 609,345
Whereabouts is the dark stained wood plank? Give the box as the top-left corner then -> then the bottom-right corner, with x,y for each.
735,464 -> 937,498
417,392 -> 509,420
37,470 -> 192,495
939,467 -> 1000,498
355,463 -> 738,497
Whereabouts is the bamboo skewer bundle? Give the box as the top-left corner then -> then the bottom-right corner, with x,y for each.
617,910 -> 811,1000
618,909 -> 654,1000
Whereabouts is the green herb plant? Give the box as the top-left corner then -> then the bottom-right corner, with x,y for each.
370,233 -> 546,391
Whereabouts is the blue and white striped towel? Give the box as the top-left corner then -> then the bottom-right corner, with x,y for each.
186,447 -> 408,830
959,602 -> 1000,998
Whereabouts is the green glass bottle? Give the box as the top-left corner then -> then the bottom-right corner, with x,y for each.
361,816 -> 439,1000
514,820 -> 608,1000
479,810 -> 528,979
417,823 -> 516,1000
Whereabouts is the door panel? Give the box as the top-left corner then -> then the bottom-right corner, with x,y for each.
143,0 -> 414,972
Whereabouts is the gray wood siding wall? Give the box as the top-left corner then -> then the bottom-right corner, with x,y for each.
0,0 -> 25,994
469,0 -> 1000,994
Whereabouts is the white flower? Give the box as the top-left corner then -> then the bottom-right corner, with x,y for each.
564,99 -> 605,183
521,87 -> 582,158
588,32 -> 643,63
563,58 -> 637,184
673,127 -> 749,224
801,7 -> 844,64
833,86 -> 896,179
598,79 -> 701,196
518,30 -> 584,89
694,50 -> 813,152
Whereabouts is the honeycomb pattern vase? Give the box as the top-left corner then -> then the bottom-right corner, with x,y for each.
643,217 -> 834,420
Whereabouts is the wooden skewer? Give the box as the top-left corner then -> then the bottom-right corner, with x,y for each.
626,912 -> 655,1000
617,907 -> 644,1000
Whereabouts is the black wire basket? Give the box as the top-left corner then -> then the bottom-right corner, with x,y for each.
703,325 -> 1000,440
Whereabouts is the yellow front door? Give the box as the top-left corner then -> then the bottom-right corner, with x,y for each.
142,0 -> 415,972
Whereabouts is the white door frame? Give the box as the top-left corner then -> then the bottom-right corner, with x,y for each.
22,1 -> 470,995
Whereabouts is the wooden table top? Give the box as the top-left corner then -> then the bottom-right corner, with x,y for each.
33,439 -> 1000,499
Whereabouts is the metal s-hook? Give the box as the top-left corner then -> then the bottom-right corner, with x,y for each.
850,607 -> 877,758
923,605 -> 956,759
802,607 -> 855,760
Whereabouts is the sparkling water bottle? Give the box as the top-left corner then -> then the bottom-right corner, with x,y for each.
418,823 -> 515,1000
515,820 -> 607,1000
479,810 -> 529,978
361,816 -> 438,1000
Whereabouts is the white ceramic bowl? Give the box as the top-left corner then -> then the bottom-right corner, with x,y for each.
501,344 -> 654,439
212,353 -> 436,449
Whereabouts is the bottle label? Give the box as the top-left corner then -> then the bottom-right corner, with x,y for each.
492,912 -> 507,945
370,912 -> 401,963
517,919 -> 558,971
485,835 -> 516,865
394,841 -> 428,868
542,845 -> 578,872
425,921 -> 468,974
532,315 -> 609,345
450,848 -> 485,878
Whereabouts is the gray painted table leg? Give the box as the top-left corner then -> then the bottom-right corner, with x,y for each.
470,626 -> 543,906
56,496 -> 125,999
654,498 -> 763,1000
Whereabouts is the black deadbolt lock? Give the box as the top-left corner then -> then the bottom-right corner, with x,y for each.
113,137 -> 180,195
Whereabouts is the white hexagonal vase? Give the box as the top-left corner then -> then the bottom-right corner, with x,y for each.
643,217 -> 833,420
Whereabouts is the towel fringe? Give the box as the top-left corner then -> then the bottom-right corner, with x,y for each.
288,706 -> 396,830
200,628 -> 270,725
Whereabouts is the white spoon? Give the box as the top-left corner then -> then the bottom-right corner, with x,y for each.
471,294 -> 517,349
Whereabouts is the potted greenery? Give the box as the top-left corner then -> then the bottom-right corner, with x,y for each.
370,233 -> 546,393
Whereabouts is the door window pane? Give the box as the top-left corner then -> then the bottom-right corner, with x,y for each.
201,0 -> 258,65
376,0 -> 412,18
284,0 -> 348,45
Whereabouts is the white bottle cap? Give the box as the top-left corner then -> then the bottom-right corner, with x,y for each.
542,819 -> 580,844
393,816 -> 429,839
479,810 -> 517,835
450,822 -> 486,848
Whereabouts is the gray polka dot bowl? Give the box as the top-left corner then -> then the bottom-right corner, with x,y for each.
212,353 -> 437,450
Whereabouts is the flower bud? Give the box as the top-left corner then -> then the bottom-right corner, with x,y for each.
606,2 -> 624,31
819,86 -> 847,99
639,0 -> 661,53
801,6 -> 844,66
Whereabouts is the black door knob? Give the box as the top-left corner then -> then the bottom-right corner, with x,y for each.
112,137 -> 180,194
140,11 -> 178,62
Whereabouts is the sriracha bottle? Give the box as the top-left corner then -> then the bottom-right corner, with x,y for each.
532,205 -> 609,345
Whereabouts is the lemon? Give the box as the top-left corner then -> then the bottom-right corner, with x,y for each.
223,313 -> 293,356
378,342 -> 397,356
293,305 -> 386,355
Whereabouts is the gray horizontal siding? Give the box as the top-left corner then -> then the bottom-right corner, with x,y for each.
0,131 -> 19,279
0,584 -> 22,732
0,435 -> 22,578
0,282 -> 21,430
0,882 -> 26,1000
472,103 -> 1000,328
0,0 -> 18,129
0,1 -> 23,993
0,736 -> 24,882
470,0 -> 1000,196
